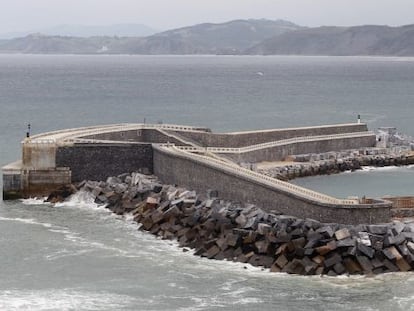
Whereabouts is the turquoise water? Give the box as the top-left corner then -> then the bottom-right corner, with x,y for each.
1,55 -> 414,310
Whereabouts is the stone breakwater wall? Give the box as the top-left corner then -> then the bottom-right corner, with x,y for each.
169,123 -> 369,148
220,134 -> 376,163
258,149 -> 414,181
56,143 -> 153,182
57,172 -> 414,276
153,146 -> 391,225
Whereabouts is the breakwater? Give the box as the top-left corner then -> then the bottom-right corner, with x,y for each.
258,149 -> 414,181
52,172 -> 414,276
0,122 -> 396,224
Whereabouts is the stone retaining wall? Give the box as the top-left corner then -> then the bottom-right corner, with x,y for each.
222,135 -> 376,163
153,146 -> 392,225
56,143 -> 153,182
169,123 -> 369,148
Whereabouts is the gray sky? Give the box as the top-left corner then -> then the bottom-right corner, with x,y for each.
2,0 -> 414,32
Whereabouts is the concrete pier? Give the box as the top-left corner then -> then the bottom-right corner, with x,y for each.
2,122 -> 394,224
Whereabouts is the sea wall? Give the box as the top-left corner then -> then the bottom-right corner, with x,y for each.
56,143 -> 153,182
153,146 -> 392,225
64,172 -> 414,276
259,151 -> 414,181
222,135 -> 376,163
169,123 -> 369,147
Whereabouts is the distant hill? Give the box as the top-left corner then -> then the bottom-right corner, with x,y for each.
126,19 -> 302,54
0,33 -> 116,54
0,23 -> 159,39
1,20 -> 414,56
246,24 -> 414,56
0,19 -> 302,54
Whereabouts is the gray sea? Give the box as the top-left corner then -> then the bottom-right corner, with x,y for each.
1,55 -> 414,310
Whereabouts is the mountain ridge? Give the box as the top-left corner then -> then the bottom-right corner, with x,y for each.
1,19 -> 414,56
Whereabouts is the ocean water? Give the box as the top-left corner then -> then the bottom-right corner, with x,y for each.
1,55 -> 414,310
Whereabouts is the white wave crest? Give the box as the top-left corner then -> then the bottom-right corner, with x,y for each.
0,216 -> 53,228
54,191 -> 104,210
0,289 -> 139,311
20,197 -> 49,205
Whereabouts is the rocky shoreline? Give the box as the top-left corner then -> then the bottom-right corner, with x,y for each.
48,171 -> 414,276
257,148 -> 414,181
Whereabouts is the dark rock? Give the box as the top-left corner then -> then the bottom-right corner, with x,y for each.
385,234 -> 405,246
324,253 -> 342,268
356,256 -> 373,273
383,246 -> 403,260
383,259 -> 399,272
396,258 -> 411,272
46,184 -> 77,203
275,254 -> 289,268
343,257 -> 362,274
333,263 -> 346,274
316,226 -> 334,238
337,237 -> 356,248
357,243 -> 375,258
282,259 -> 305,274
204,245 -> 221,259
368,225 -> 388,235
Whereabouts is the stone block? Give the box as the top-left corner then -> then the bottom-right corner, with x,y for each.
282,259 -> 305,274
226,233 -> 240,247
383,246 -> 403,260
392,222 -> 405,235
343,257 -> 362,274
275,254 -> 289,268
257,256 -> 275,268
257,223 -> 271,235
316,240 -> 337,255
385,234 -> 405,246
357,243 -> 375,258
324,253 -> 342,268
275,231 -> 292,243
235,214 -> 247,227
302,256 -> 317,274
255,240 -> 269,254
335,228 -> 351,240
312,255 -> 324,265
358,232 -> 371,246
407,241 -> 414,253
204,245 -> 220,259
368,225 -> 388,235
316,226 -> 334,238
396,258 -> 411,272
356,256 -> 373,273
383,259 -> 399,272
333,262 -> 346,274
337,237 -> 356,248
270,263 -> 281,273
292,237 -> 306,249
